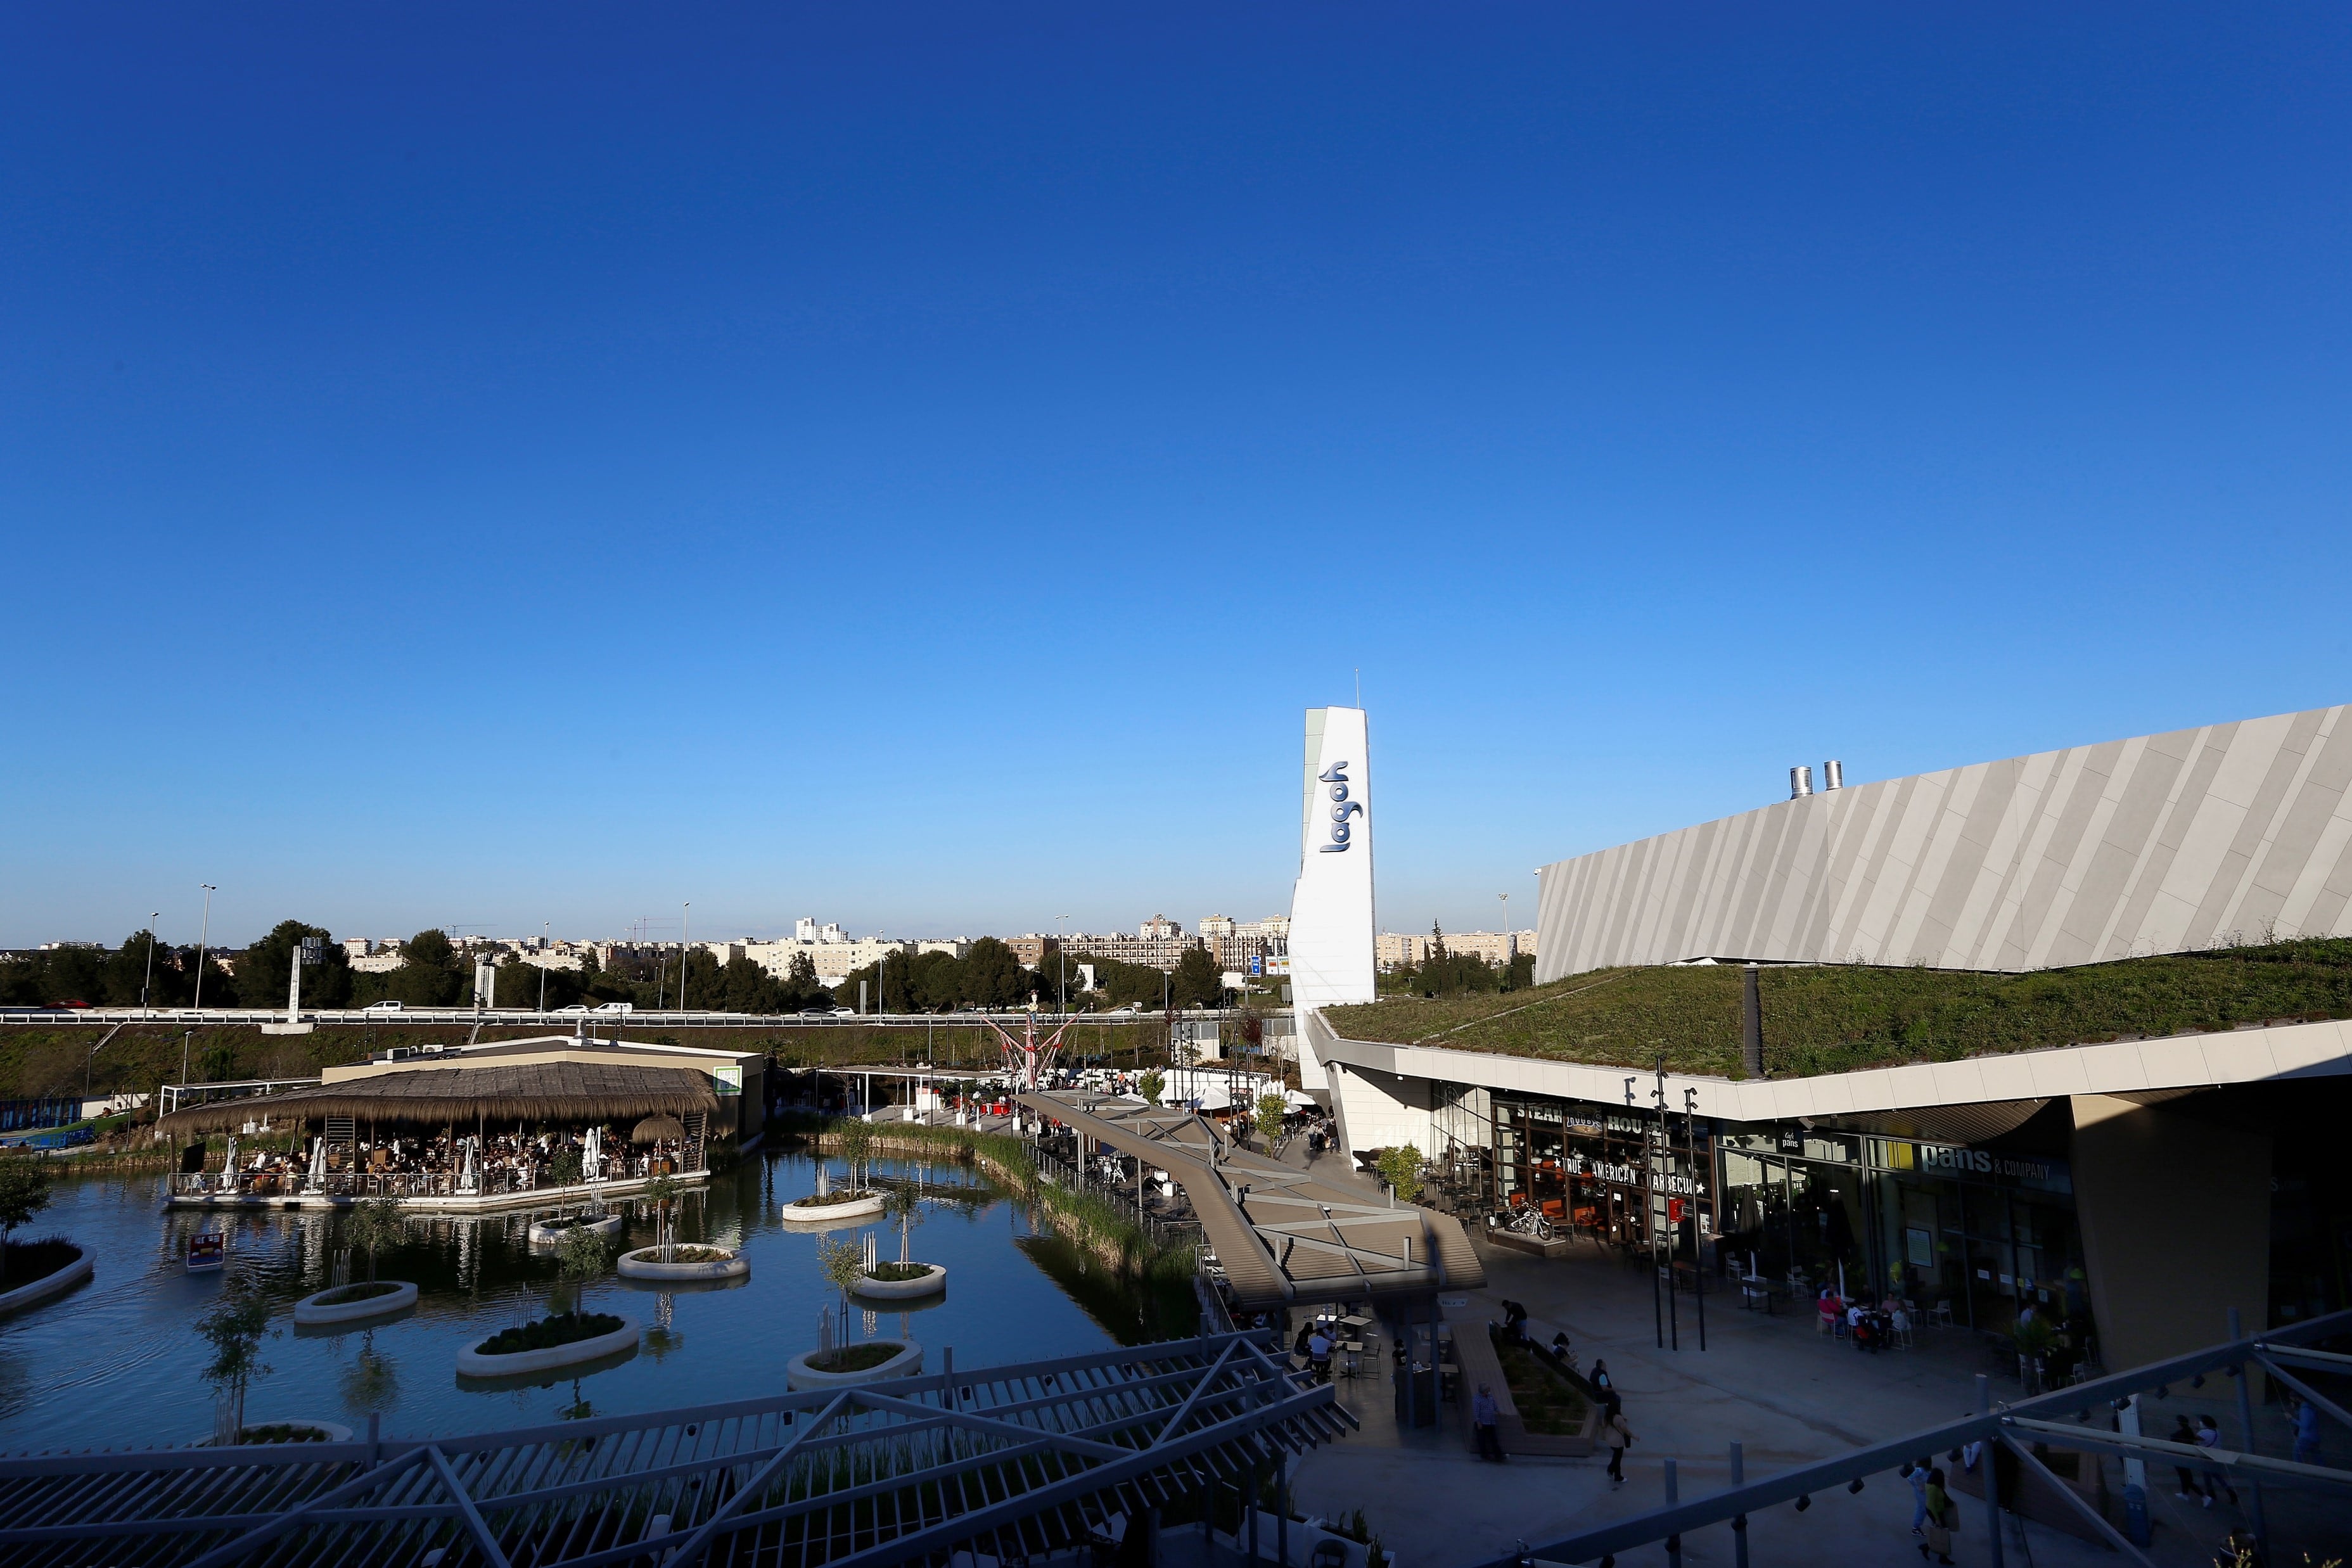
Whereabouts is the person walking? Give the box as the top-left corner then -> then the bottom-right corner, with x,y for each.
1588,1358 -> 1613,1398
2170,1415 -> 2202,1501
1902,1459 -> 1931,1536
2195,1417 -> 2239,1507
1472,1382 -> 1504,1463
1918,1468 -> 1955,1565
1601,1406 -> 1634,1486
2292,1396 -> 2323,1467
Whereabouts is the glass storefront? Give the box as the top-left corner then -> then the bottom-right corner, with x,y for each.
1428,1077 -> 2088,1342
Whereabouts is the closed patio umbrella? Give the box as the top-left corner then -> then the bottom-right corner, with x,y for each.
631,1114 -> 686,1144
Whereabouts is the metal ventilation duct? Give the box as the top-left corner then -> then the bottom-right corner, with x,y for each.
1823,759 -> 1844,791
1788,765 -> 1813,799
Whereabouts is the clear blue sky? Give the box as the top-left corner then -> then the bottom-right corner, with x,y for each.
6,3 -> 2349,951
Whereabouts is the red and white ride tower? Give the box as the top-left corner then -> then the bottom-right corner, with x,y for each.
983,1005 -> 1073,1094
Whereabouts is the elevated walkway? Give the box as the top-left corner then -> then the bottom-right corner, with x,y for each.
1016,1092 -> 1484,1312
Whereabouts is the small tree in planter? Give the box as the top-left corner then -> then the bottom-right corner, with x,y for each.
835,1119 -> 875,1193
881,1183 -> 926,1268
553,1224 -> 613,1316
1374,1144 -> 1424,1205
343,1195 -> 407,1283
1254,1092 -> 1288,1151
816,1233 -> 864,1333
198,1278 -> 276,1444
642,1172 -> 681,1263
0,1161 -> 54,1284
340,1328 -> 399,1422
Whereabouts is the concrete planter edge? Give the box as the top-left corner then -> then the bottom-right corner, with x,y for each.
457,1317 -> 641,1377
786,1339 -> 923,1391
0,1246 -> 91,1316
617,1246 -> 750,1282
291,1279 -> 419,1325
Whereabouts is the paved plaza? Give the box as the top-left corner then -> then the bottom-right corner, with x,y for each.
1279,1148 -> 2344,1568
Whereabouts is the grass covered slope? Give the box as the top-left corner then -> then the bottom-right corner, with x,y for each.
1324,938 -> 2352,1079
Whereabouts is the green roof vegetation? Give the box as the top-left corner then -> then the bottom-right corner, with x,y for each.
1324,938 -> 2352,1078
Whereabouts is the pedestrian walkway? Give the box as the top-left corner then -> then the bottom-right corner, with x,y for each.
1284,1149 -> 2339,1567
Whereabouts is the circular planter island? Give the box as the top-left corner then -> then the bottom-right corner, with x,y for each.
779,1191 -> 886,1226
224,1420 -> 353,1445
0,1243 -> 92,1316
456,1313 -> 640,1378
786,1339 -> 923,1390
292,1280 -> 419,1326
617,1244 -> 749,1283
850,1262 -> 946,1300
528,1213 -> 624,1247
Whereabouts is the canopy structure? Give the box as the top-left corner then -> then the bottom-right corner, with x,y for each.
156,1062 -> 719,1133
630,1113 -> 687,1144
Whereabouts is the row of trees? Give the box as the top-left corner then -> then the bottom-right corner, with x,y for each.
1380,924 -> 1538,998
3,925 -> 1245,1014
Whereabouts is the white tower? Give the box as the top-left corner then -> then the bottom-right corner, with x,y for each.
1288,706 -> 1376,1087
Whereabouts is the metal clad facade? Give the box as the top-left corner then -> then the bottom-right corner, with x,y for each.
1535,704 -> 2352,977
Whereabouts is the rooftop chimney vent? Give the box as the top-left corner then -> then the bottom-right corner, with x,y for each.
1823,760 -> 1844,791
1789,765 -> 1814,800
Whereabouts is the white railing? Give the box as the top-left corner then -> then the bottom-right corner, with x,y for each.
169,1145 -> 706,1201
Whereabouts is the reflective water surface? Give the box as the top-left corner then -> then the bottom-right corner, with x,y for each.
0,1149 -> 1188,1452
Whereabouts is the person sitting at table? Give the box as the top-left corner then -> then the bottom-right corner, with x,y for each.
1307,1327 -> 1333,1383
1818,1287 -> 1843,1335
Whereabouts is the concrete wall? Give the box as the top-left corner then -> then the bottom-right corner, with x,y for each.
1326,1059 -> 1440,1163
2069,1094 -> 2270,1372
1537,703 -> 2352,976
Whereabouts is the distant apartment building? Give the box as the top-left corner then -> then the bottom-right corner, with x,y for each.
1375,928 -> 1538,971
345,937 -> 406,974
1199,913 -> 1289,974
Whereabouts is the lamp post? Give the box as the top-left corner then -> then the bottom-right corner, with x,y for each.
679,903 -> 690,1010
1498,893 -> 1509,982
191,886 -> 216,1012
139,911 -> 160,1019
1654,1057 -> 1679,1352
1057,915 -> 1069,1015
1684,1086 -> 1708,1352
1630,1074 -> 1660,1349
539,921 -> 549,1016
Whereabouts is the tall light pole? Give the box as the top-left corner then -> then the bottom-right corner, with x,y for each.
539,921 -> 549,1016
679,902 -> 690,1010
191,886 -> 217,1012
139,911 -> 160,1019
1498,892 -> 1510,979
1057,915 -> 1069,1016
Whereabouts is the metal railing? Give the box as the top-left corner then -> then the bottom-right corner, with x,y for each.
169,1147 -> 708,1201
1026,1138 -> 1206,1254
3,1005 -> 1262,1028
1484,1304 -> 2352,1568
0,1330 -> 1348,1567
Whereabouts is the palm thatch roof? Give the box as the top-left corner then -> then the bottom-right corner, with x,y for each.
158,1062 -> 720,1132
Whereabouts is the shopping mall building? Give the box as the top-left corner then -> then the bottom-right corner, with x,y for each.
1296,702 -> 2352,1372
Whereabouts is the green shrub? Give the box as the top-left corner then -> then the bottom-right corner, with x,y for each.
475,1311 -> 625,1356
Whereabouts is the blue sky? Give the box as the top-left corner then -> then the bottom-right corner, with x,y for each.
5,3 -> 2349,950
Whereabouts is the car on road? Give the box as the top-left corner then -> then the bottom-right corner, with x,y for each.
591,1002 -> 632,1015
554,1004 -> 589,1015
831,1007 -> 857,1017
1108,1003 -> 1142,1014
364,1000 -> 404,1013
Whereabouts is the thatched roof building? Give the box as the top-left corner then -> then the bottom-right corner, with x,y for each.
158,1062 -> 720,1133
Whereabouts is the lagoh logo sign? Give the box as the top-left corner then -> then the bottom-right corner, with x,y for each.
1319,761 -> 1362,853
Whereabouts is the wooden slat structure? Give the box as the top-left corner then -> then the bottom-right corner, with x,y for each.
0,1333 -> 1346,1568
155,1063 -> 720,1132
1016,1091 -> 1483,1311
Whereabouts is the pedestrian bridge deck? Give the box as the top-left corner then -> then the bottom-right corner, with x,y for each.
1016,1092 -> 1483,1312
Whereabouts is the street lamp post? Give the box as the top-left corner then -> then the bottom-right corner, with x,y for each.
1654,1057 -> 1679,1352
1057,915 -> 1069,1015
539,921 -> 549,1016
1499,893 -> 1510,982
139,911 -> 160,1019
1684,1086 -> 1708,1352
191,886 -> 217,1012
679,903 -> 690,1010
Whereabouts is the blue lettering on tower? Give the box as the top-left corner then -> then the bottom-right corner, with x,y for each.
1318,762 -> 1362,852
